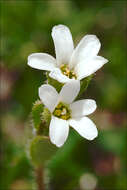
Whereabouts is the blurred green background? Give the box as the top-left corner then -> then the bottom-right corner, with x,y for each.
0,1 -> 127,190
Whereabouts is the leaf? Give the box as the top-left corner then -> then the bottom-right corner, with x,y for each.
77,75 -> 93,99
30,136 -> 57,167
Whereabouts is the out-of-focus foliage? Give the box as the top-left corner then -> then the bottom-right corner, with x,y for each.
0,1 -> 127,190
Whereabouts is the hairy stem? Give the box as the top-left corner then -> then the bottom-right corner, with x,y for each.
36,167 -> 45,190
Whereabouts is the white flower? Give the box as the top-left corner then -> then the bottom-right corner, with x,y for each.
28,25 -> 108,83
39,80 -> 98,147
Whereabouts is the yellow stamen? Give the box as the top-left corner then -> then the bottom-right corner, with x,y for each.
60,64 -> 77,79
53,102 -> 71,120
53,109 -> 61,116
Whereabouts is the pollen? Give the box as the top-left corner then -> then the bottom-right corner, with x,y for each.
60,64 -> 77,79
53,102 -> 71,120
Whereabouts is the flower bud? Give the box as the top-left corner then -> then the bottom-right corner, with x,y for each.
32,100 -> 44,129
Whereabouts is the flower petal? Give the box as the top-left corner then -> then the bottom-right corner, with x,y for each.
76,56 -> 108,80
28,53 -> 56,71
69,117 -> 98,140
70,35 -> 101,68
39,84 -> 59,112
49,68 -> 73,83
49,116 -> 69,147
52,25 -> 74,66
59,80 -> 80,104
70,99 -> 97,117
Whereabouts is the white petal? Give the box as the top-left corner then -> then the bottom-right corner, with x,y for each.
49,68 -> 73,83
70,99 -> 97,117
52,25 -> 74,66
39,84 -> 59,112
76,56 -> 108,80
69,117 -> 98,140
59,80 -> 80,104
70,35 -> 101,68
49,116 -> 69,147
28,53 -> 56,71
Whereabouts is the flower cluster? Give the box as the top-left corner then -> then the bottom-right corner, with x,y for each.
28,24 -> 108,147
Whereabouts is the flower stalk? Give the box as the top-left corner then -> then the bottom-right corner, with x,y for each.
36,166 -> 45,190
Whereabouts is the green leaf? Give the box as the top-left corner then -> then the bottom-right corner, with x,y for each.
77,75 -> 93,99
30,136 -> 57,167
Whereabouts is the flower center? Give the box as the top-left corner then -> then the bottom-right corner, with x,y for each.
53,102 -> 71,120
60,64 -> 77,79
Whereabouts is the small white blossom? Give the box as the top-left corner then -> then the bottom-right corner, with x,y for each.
39,80 -> 98,147
28,25 -> 108,83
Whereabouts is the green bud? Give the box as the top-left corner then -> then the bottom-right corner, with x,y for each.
41,108 -> 51,127
32,100 -> 44,129
30,136 -> 57,167
32,101 -> 52,136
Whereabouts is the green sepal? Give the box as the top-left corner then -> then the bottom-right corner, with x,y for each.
32,100 -> 44,129
47,72 -> 64,93
77,74 -> 93,99
30,136 -> 57,167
